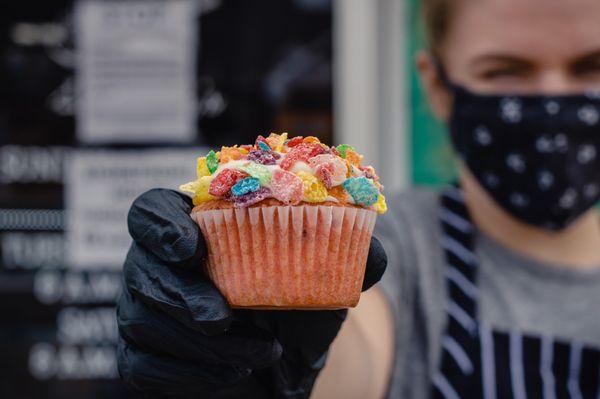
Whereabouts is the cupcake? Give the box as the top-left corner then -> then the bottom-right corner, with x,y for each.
180,133 -> 387,309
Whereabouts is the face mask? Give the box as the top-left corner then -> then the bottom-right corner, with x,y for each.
445,82 -> 600,230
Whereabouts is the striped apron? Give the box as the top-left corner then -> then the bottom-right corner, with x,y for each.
432,185 -> 600,399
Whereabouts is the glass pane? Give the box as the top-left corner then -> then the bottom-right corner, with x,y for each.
0,1 -> 333,397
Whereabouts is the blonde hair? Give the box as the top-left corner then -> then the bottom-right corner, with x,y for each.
421,0 -> 457,59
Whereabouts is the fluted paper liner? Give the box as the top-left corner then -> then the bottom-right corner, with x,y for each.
191,205 -> 377,309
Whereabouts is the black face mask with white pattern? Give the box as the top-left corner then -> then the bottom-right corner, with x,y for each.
446,82 -> 600,230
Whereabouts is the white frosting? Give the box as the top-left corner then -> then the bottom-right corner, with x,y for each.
214,159 -> 251,175
264,164 -> 281,173
289,161 -> 314,175
350,164 -> 365,177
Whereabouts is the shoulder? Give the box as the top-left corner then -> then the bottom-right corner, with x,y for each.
375,187 -> 449,396
375,187 -> 443,306
375,187 -> 441,261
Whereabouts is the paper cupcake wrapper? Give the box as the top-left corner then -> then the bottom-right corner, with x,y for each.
191,205 -> 377,309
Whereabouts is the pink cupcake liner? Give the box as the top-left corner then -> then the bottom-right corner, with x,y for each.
191,205 -> 377,309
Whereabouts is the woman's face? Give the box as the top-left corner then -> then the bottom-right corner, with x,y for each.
419,0 -> 600,120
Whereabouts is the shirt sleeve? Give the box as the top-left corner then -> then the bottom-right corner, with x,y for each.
372,188 -> 447,398
373,191 -> 421,368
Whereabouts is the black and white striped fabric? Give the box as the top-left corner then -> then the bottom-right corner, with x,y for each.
431,185 -> 600,399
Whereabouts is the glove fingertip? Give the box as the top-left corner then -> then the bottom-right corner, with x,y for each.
186,283 -> 234,336
127,189 -> 204,264
362,236 -> 388,291
128,189 -> 182,236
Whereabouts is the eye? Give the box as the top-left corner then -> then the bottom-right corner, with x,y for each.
573,61 -> 600,77
480,67 -> 527,80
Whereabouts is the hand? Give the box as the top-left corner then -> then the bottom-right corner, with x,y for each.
117,189 -> 387,398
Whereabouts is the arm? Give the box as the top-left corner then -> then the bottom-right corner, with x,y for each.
312,287 -> 395,399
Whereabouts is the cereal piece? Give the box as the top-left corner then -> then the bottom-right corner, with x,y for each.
271,169 -> 303,205
319,143 -> 333,153
345,149 -> 363,167
234,187 -> 272,207
231,177 -> 261,196
206,150 -> 219,174
280,143 -> 328,170
192,179 -> 216,204
373,194 -> 388,214
343,176 -> 379,206
328,185 -> 350,203
247,149 -> 281,165
280,149 -> 305,170
266,133 -> 288,152
179,178 -> 203,195
336,144 -> 355,159
179,176 -> 215,203
209,169 -> 247,197
359,165 -> 378,181
258,141 -> 271,151
286,136 -> 304,148
315,164 -> 334,188
309,154 -> 348,187
303,136 -> 321,144
296,171 -> 328,203
255,135 -> 271,151
238,162 -> 271,185
196,157 -> 210,178
220,146 -> 247,163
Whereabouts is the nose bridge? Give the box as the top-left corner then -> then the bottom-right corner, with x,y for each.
537,66 -> 576,95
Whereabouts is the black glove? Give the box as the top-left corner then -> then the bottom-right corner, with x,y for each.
117,189 -> 387,398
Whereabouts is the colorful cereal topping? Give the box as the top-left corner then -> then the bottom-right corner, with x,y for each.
209,169 -> 247,197
297,171 -> 329,203
343,177 -> 379,207
179,133 -> 386,213
206,150 -> 219,174
271,169 -> 303,205
231,177 -> 261,197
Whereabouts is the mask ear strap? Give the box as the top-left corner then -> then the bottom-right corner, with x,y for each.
431,55 -> 453,90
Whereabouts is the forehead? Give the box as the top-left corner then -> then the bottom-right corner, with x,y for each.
443,0 -> 600,63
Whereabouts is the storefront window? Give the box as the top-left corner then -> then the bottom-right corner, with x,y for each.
0,1 -> 332,396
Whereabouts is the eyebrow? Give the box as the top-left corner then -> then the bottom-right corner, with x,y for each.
470,54 -> 533,68
470,50 -> 600,69
572,50 -> 600,65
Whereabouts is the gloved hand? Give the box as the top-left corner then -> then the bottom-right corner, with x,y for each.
117,189 -> 387,398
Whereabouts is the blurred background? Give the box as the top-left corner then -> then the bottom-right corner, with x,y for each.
0,0 -> 454,397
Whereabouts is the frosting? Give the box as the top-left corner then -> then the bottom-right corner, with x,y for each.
180,133 -> 387,214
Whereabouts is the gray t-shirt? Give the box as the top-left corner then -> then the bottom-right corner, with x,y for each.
375,188 -> 600,399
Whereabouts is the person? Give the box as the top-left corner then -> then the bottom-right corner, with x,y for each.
116,0 -> 600,397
